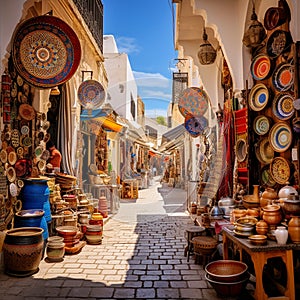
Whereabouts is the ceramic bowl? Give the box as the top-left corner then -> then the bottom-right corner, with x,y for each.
248,234 -> 267,246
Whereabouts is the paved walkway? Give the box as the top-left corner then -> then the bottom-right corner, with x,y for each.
0,178 -> 255,299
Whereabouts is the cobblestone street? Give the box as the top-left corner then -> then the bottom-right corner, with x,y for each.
0,178 -> 255,299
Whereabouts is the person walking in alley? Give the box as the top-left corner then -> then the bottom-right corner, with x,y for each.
46,140 -> 62,173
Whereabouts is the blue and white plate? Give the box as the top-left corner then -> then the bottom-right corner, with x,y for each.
249,83 -> 269,111
269,122 -> 292,152
272,93 -> 294,120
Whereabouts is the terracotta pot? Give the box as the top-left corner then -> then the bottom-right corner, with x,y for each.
256,220 -> 269,235
260,188 -> 278,207
262,204 -> 282,226
288,216 -> 300,244
46,240 -> 65,262
3,227 -> 44,277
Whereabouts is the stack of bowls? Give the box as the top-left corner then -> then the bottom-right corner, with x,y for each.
234,216 -> 257,237
205,260 -> 249,297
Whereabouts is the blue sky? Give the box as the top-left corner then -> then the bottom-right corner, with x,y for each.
102,0 -> 178,118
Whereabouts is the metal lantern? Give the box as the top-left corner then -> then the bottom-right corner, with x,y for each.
242,6 -> 266,48
198,28 -> 217,65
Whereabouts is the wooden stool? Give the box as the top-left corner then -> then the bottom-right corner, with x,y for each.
192,236 -> 218,268
184,225 -> 205,262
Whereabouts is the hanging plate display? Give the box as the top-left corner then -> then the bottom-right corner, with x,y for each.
261,165 -> 276,187
272,62 -> 294,92
248,83 -> 269,111
253,115 -> 271,136
9,183 -> 18,197
250,54 -> 272,81
270,157 -> 290,184
19,104 -> 36,121
178,87 -> 209,117
12,15 -> 81,88
266,30 -> 292,58
6,166 -> 16,182
184,114 -> 207,137
255,138 -> 274,165
8,151 -> 17,165
235,138 -> 247,162
272,93 -> 294,120
0,149 -> 7,163
77,80 -> 106,109
269,122 -> 292,152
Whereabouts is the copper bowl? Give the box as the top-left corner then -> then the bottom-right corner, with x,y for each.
205,260 -> 248,283
248,234 -> 267,246
283,199 -> 300,216
55,226 -> 78,237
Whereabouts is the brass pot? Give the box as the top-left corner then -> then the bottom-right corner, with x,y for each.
288,216 -> 300,244
262,204 -> 282,226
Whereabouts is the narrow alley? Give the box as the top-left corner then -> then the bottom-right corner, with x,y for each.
0,178 -> 255,300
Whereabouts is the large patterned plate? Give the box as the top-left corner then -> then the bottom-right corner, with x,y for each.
253,115 -> 271,136
269,122 -> 292,152
12,15 -> 81,88
266,30 -> 292,58
236,138 -> 247,162
184,114 -> 207,137
248,83 -> 269,111
261,165 -> 276,187
250,54 -> 272,81
77,80 -> 106,109
272,93 -> 294,120
178,87 -> 209,117
255,138 -> 274,165
272,62 -> 294,92
270,157 -> 290,185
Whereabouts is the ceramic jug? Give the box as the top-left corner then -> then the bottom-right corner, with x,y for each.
275,226 -> 288,245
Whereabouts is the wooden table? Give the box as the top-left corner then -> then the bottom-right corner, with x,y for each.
222,227 -> 300,300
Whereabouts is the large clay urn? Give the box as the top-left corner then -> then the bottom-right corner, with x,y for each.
3,227 -> 44,277
288,216 -> 300,244
260,188 -> 278,207
262,204 -> 282,227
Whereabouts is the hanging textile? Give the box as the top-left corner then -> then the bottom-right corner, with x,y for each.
57,85 -> 74,175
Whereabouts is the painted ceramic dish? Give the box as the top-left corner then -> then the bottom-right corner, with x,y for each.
19,104 -> 36,121
78,80 -> 106,109
250,54 -> 272,81
272,63 -> 294,92
184,113 -> 207,137
12,15 -> 81,88
261,165 -> 276,187
236,138 -> 247,162
270,157 -> 290,185
253,115 -> 271,136
178,87 -> 210,117
0,149 -> 7,163
248,83 -> 269,111
8,151 -> 17,165
6,166 -> 16,182
266,30 -> 292,58
9,183 -> 18,197
255,138 -> 274,165
272,93 -> 294,120
269,122 -> 292,152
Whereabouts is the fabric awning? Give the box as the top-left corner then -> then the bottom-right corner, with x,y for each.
93,116 -> 123,132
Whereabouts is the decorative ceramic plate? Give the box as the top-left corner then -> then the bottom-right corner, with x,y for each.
19,104 -> 36,121
255,138 -> 274,165
21,136 -> 32,147
78,80 -> 106,109
248,83 -> 269,111
272,63 -> 294,92
184,114 -> 207,137
272,93 -> 294,120
6,166 -> 16,182
0,149 -> 7,163
41,150 -> 50,161
236,138 -> 247,162
250,54 -> 272,81
38,159 -> 46,172
8,151 -> 17,165
9,183 -> 18,197
34,146 -> 43,158
178,87 -> 210,117
12,15 -> 81,88
261,165 -> 276,187
266,30 -> 292,58
21,125 -> 30,135
270,157 -> 290,184
269,122 -> 292,152
11,129 -> 20,148
253,115 -> 271,135
294,98 -> 300,110
264,7 -> 288,30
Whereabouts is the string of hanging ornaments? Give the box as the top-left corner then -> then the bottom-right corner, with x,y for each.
197,27 -> 217,65
242,2 -> 266,48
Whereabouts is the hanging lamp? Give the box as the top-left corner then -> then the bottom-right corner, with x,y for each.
197,27 -> 217,65
242,3 -> 266,48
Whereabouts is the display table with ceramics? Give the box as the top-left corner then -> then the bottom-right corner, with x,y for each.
222,227 -> 300,300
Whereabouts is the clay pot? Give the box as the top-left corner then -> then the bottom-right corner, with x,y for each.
78,213 -> 89,224
288,216 -> 300,244
85,225 -> 102,245
262,204 -> 282,226
3,227 -> 44,277
260,188 -> 278,207
46,239 -> 65,262
232,209 -> 247,222
256,220 -> 269,235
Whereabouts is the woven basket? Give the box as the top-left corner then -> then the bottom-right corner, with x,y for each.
192,236 -> 218,255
